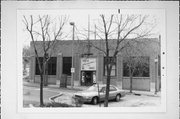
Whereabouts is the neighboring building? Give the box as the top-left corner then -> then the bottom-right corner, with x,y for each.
29,38 -> 161,92
23,56 -> 30,77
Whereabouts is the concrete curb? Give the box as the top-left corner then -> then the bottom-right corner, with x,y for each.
49,93 -> 63,103
48,93 -> 81,107
124,90 -> 161,97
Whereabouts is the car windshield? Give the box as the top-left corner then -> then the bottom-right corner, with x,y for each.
86,85 -> 103,91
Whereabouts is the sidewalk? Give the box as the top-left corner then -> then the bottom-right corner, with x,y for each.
23,81 -> 87,91
116,81 -> 161,97
124,90 -> 161,97
23,81 -> 161,97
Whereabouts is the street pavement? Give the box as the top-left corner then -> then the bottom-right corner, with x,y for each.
23,81 -> 161,107
23,85 -> 80,107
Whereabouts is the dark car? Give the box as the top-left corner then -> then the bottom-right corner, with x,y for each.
73,84 -> 126,105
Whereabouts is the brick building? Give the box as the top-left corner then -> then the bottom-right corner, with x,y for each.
29,38 -> 161,91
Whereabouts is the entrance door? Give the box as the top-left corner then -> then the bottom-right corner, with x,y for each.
81,71 -> 94,86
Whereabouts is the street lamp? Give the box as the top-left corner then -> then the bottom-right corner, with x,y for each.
70,22 -> 75,88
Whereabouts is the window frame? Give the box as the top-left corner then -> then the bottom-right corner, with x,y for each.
47,57 -> 57,75
62,57 -> 72,76
104,57 -> 117,77
35,57 -> 57,75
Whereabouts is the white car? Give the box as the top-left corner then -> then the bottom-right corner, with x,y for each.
73,84 -> 126,105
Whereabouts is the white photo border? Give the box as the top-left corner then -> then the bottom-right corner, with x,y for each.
2,1 -> 179,119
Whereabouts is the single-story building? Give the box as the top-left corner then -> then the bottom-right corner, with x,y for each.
29,38 -> 161,92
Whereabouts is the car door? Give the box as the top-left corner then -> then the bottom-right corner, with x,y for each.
99,87 -> 106,101
109,86 -> 117,100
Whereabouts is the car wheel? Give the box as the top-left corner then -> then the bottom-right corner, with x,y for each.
92,97 -> 98,105
115,94 -> 121,102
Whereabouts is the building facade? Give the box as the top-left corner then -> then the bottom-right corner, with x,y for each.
29,38 -> 161,91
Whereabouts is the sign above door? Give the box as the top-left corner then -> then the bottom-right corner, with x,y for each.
81,58 -> 96,71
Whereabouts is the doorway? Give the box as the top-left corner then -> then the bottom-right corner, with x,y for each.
81,71 -> 96,86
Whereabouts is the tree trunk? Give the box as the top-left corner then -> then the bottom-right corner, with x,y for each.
97,83 -> 101,107
40,73 -> 44,107
130,74 -> 133,93
104,64 -> 112,107
44,61 -> 48,86
104,74 -> 110,107
40,57 -> 46,107
129,67 -> 133,93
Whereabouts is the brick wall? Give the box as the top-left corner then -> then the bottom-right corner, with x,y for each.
30,38 -> 160,87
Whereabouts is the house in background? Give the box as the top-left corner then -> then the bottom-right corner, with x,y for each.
23,56 -> 30,78
29,38 -> 161,92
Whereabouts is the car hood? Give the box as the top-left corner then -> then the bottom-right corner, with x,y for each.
74,91 -> 98,97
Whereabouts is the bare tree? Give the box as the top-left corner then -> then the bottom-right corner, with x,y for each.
123,43 -> 150,93
125,56 -> 149,93
23,45 -> 31,57
87,14 -> 155,107
23,15 -> 67,107
23,46 -> 31,76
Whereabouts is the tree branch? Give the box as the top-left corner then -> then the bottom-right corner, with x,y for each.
90,41 -> 106,55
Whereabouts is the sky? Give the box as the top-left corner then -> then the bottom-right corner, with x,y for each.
17,9 -> 164,47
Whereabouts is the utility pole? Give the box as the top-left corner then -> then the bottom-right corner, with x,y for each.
70,22 -> 75,88
84,14 -> 92,57
154,57 -> 158,94
87,14 -> 90,56
154,35 -> 161,94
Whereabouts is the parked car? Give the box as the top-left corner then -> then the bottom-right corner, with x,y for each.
73,84 -> 126,105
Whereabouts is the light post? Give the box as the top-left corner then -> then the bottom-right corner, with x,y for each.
70,22 -> 75,88
154,57 -> 158,94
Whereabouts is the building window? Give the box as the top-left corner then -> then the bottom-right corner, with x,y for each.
35,57 -> 57,75
104,57 -> 116,76
123,56 -> 150,77
48,57 -> 57,75
63,57 -> 72,76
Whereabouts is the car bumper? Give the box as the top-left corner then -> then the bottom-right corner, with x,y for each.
73,95 -> 92,103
